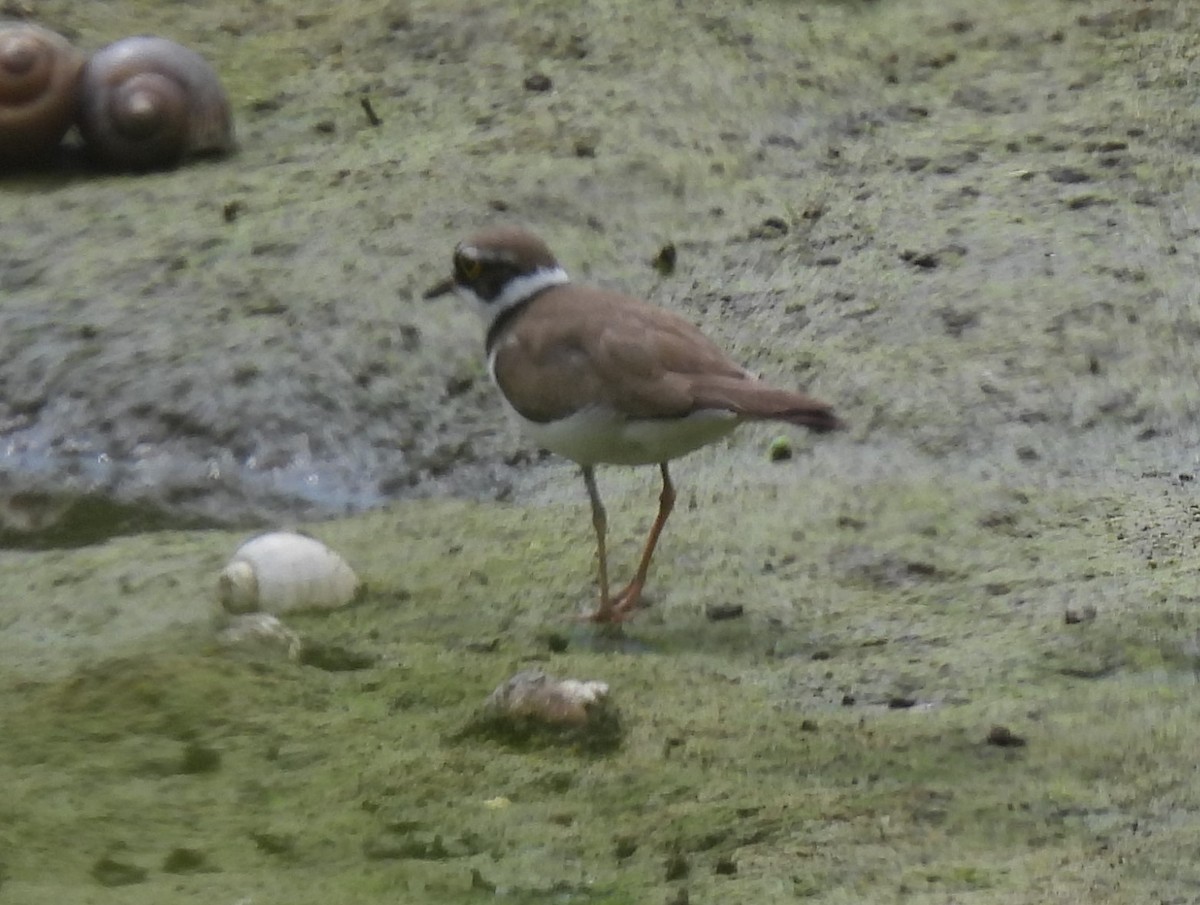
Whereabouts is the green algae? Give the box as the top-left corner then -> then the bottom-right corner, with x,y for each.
2,472 -> 1200,903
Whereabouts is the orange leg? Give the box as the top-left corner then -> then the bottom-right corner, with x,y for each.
610,462 -> 676,617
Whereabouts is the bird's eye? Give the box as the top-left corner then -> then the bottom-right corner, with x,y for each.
457,256 -> 483,281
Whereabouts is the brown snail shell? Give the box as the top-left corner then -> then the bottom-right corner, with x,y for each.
0,22 -> 85,163
78,35 -> 234,170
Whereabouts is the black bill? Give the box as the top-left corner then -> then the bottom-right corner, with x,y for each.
422,277 -> 456,299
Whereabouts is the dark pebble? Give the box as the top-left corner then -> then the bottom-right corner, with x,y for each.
900,249 -> 940,269
665,852 -> 690,881
748,216 -> 789,239
162,847 -> 209,874
179,741 -> 221,775
250,831 -> 296,856
297,643 -> 377,671
1064,605 -> 1097,625
986,725 -> 1026,747
91,857 -> 147,887
705,603 -> 744,621
653,242 -> 677,276
1047,165 -> 1092,184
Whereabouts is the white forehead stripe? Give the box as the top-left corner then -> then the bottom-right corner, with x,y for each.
458,243 -> 518,265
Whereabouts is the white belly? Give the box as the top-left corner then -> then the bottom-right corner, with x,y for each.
509,403 -> 740,466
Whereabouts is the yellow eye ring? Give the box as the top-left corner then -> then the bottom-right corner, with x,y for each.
458,257 -> 483,281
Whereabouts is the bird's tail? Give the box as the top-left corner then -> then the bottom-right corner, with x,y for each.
691,376 -> 843,433
774,402 -> 843,433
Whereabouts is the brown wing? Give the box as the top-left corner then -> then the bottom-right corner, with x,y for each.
491,284 -> 840,432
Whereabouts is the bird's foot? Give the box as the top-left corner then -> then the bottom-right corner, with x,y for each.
579,601 -> 635,625
578,581 -> 647,626
610,580 -> 646,617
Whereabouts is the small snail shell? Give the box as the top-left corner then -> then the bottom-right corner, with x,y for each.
471,670 -> 623,750
0,22 -> 84,162
484,670 -> 613,728
78,35 -> 234,170
216,613 -> 304,662
217,532 -> 362,615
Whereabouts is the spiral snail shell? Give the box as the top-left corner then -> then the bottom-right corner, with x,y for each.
77,35 -> 234,170
0,22 -> 84,163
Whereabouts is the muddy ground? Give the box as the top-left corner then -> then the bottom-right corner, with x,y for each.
2,0 -> 1200,902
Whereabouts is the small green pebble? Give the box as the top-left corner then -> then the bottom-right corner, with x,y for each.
767,436 -> 793,462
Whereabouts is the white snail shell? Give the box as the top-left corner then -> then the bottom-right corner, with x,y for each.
0,22 -> 84,162
218,532 -> 362,615
78,35 -> 234,170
